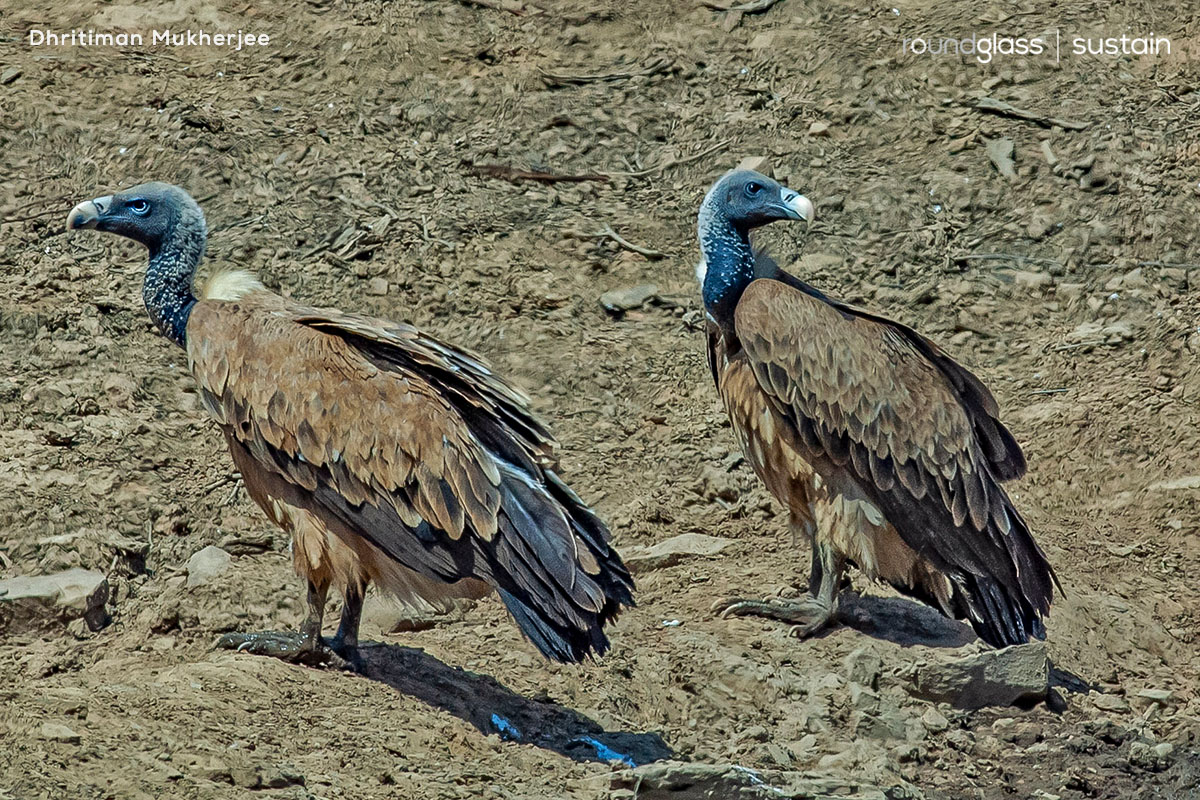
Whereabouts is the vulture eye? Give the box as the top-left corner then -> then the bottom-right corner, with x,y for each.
129,198 -> 151,216
745,182 -> 763,197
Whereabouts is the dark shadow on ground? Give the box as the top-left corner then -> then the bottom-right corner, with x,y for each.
357,642 -> 673,767
834,591 -> 977,648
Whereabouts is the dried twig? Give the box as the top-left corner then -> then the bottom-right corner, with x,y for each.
541,56 -> 674,88
603,140 -> 729,178
700,0 -> 783,12
467,163 -> 610,184
457,0 -> 527,15
975,97 -> 1089,131
565,226 -> 665,260
1028,388 -> 1070,395
1,206 -> 70,225
955,253 -> 1064,270
1138,260 -> 1200,270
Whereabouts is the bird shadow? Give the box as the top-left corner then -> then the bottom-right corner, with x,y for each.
832,591 -> 977,648
355,642 -> 673,767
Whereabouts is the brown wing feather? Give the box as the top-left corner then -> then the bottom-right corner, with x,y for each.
187,293 -> 632,662
731,278 -> 1055,647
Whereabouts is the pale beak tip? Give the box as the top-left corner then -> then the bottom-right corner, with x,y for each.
780,189 -> 814,226
66,200 -> 99,231
792,194 -> 815,225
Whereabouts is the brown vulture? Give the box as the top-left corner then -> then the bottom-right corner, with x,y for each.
66,182 -> 633,668
697,169 -> 1057,647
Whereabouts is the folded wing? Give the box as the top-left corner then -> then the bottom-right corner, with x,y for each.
188,297 -> 633,662
733,277 -> 1055,646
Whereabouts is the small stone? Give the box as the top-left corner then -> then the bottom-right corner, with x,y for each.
808,121 -> 831,136
1026,214 -> 1055,240
738,725 -> 769,743
1128,740 -> 1172,771
1011,270 -> 1053,290
1,67 -> 21,85
623,533 -> 732,572
1131,688 -> 1175,710
264,768 -> 305,789
985,137 -> 1017,180
40,722 -> 81,744
1092,693 -> 1130,713
1056,282 -> 1085,300
921,708 -> 950,733
599,284 -> 659,313
696,463 -> 742,503
735,156 -> 772,176
843,647 -> 883,688
1135,688 -> 1174,704
230,766 -> 262,789
366,277 -> 389,296
186,546 -> 232,588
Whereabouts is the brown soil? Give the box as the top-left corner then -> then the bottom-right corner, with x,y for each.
2,0 -> 1199,798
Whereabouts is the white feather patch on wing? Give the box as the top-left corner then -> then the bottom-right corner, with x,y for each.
201,269 -> 267,301
695,257 -> 707,285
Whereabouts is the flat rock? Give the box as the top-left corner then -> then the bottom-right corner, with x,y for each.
1147,475 -> 1200,491
39,722 -> 82,744
1065,320 -> 1134,344
985,137 -> 1016,179
600,284 -> 659,313
610,761 -> 906,800
735,155 -> 773,176
0,568 -> 110,633
904,642 -> 1049,709
623,533 -> 732,572
186,545 -> 232,588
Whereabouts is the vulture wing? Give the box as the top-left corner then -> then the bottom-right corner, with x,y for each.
732,277 -> 1056,646
187,295 -> 632,662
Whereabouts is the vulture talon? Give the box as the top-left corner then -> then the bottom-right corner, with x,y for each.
217,631 -> 353,671
696,170 -> 1058,650
68,182 -> 635,666
715,596 -> 834,634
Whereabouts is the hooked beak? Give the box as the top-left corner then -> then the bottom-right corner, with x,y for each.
65,195 -> 112,231
779,188 -> 814,226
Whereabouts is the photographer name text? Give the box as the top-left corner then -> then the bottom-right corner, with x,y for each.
28,29 -> 269,50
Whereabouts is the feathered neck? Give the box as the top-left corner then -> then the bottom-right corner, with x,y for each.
143,205 -> 205,348
697,187 -> 755,324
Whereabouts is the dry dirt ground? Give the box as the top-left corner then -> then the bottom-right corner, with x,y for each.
2,0 -> 1200,798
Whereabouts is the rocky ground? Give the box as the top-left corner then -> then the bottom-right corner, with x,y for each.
1,0 -> 1199,798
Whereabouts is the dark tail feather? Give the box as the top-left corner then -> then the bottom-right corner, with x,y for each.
489,464 -> 634,664
497,588 -> 611,663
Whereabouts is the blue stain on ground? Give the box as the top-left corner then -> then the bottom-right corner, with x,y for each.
570,736 -> 637,767
490,713 -> 521,741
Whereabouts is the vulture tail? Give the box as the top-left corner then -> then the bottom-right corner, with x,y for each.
490,462 -> 634,663
955,503 -> 1056,648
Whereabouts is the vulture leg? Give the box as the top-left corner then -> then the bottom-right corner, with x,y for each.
217,578 -> 354,671
330,579 -> 366,671
713,526 -> 845,639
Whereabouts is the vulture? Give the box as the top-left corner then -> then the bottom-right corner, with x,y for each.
696,169 -> 1057,648
66,182 -> 634,667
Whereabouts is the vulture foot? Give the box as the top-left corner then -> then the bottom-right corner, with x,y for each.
217,631 -> 358,671
712,595 -> 835,639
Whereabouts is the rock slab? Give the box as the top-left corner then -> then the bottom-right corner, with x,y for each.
0,568 -> 110,633
905,642 -> 1049,709
186,545 -> 232,588
623,533 -> 732,572
610,761 -> 912,800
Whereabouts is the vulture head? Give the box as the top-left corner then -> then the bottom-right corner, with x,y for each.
696,170 -> 815,304
67,182 -> 205,254
699,169 -> 814,236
